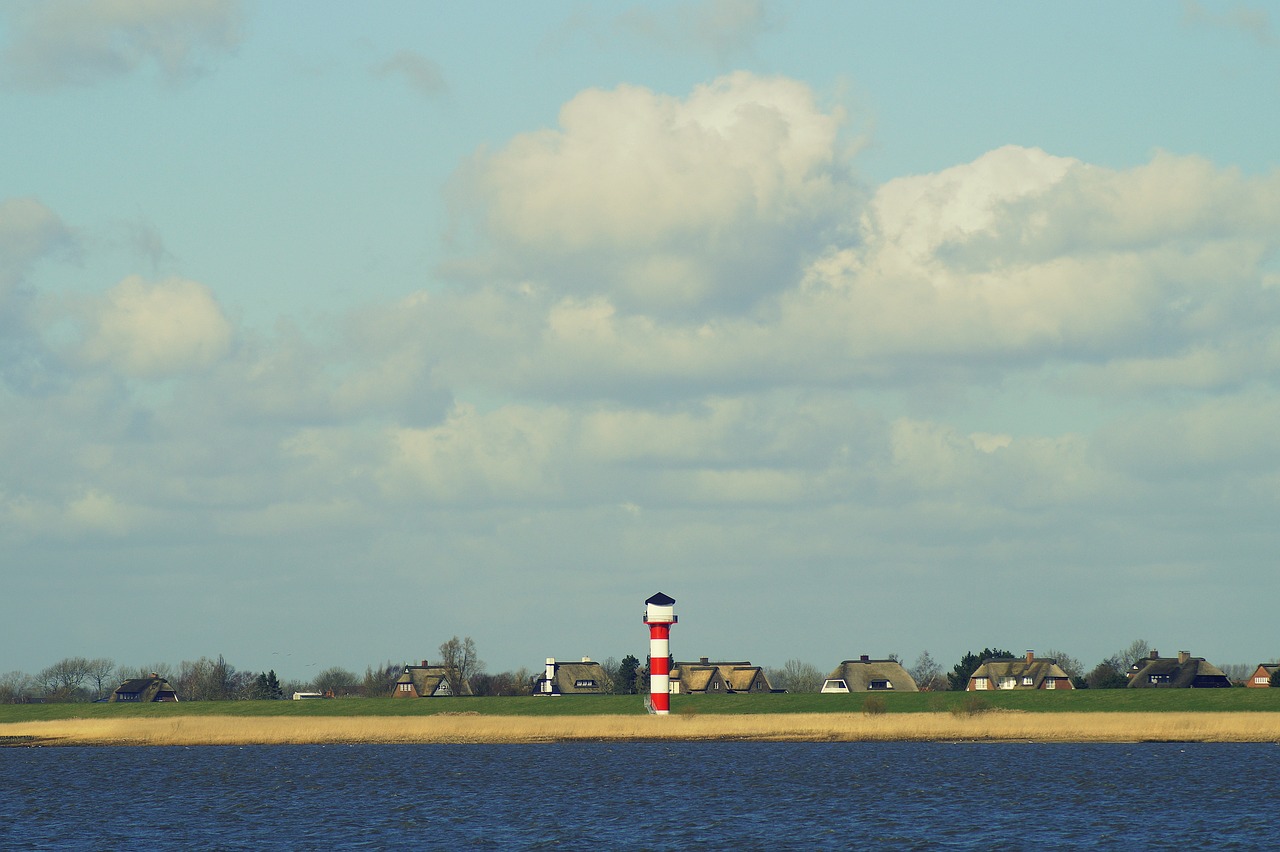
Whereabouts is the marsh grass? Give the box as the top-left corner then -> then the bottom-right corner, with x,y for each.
5,712 -> 1280,747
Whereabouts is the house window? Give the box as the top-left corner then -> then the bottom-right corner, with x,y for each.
1021,676 -> 1034,686
397,683 -> 412,692
712,682 -> 720,690
1255,676 -> 1269,685
869,680 -> 892,690
574,679 -> 596,688
974,678 -> 989,690
998,677 -> 1016,690
1045,678 -> 1056,690
1150,674 -> 1169,684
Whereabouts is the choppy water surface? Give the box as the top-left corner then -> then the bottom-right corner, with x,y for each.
2,742 -> 1276,849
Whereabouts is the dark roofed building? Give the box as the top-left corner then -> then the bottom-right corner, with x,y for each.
1127,650 -> 1231,689
392,660 -> 473,698
823,656 -> 919,693
534,657 -> 607,695
968,651 -> 1074,691
110,674 -> 179,703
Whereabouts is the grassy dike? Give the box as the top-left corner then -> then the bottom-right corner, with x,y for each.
5,691 -> 1280,746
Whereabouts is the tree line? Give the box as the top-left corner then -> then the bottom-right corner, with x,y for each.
4,637 -> 1274,703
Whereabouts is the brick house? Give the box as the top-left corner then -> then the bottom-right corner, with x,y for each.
1245,663 -> 1279,688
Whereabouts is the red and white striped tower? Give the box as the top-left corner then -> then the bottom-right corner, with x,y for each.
643,592 -> 677,715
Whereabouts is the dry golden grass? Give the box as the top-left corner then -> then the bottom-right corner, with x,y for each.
5,711 -> 1280,746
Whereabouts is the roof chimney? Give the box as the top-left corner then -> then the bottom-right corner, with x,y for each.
1150,650 -> 1159,659
860,655 -> 869,662
1025,650 -> 1034,664
1178,650 -> 1190,664
699,656 -> 709,665
150,672 -> 158,679
421,660 -> 428,667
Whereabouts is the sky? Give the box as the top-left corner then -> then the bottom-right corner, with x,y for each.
3,1 -> 1280,684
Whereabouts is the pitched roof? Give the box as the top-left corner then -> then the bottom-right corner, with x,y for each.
672,660 -> 771,693
395,663 -> 472,696
827,659 -> 919,692
110,676 -> 179,702
673,665 -> 722,692
536,660 -> 607,693
646,592 -> 675,606
1128,653 -> 1231,688
725,667 -> 765,691
969,656 -> 1071,688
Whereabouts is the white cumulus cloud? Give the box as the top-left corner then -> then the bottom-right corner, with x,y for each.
453,71 -> 857,316
77,275 -> 233,378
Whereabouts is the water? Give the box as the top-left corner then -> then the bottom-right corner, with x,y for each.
2,742 -> 1276,849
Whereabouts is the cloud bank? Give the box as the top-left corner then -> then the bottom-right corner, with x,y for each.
0,0 -> 244,90
5,71 -> 1279,671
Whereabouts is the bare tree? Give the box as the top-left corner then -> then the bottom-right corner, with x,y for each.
313,666 -> 359,696
1042,649 -> 1084,681
0,671 -> 37,704
1218,663 -> 1253,685
118,663 -> 175,682
769,659 -> 824,693
909,651 -> 945,692
38,657 -> 92,702
85,657 -> 116,700
1117,639 -> 1151,672
360,662 -> 401,697
438,636 -> 482,694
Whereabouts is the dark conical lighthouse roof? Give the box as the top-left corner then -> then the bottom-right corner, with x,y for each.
646,592 -> 675,605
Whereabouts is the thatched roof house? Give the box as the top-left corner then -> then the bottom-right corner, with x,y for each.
968,651 -> 1074,691
534,657 -> 607,695
823,656 -> 918,693
110,674 -> 178,703
1127,650 -> 1231,689
670,658 -> 772,694
1245,663 -> 1279,688
392,660 -> 472,698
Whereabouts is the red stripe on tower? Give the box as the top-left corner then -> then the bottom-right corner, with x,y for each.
643,592 -> 677,714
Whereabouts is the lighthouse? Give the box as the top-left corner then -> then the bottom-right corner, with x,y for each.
643,592 -> 677,714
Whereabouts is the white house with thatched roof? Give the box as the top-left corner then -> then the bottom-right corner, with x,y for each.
822,656 -> 918,693
534,657 -> 607,695
392,660 -> 472,698
670,658 -> 773,694
968,651 -> 1074,691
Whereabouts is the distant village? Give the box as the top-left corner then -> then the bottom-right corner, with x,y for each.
5,593 -> 1278,703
